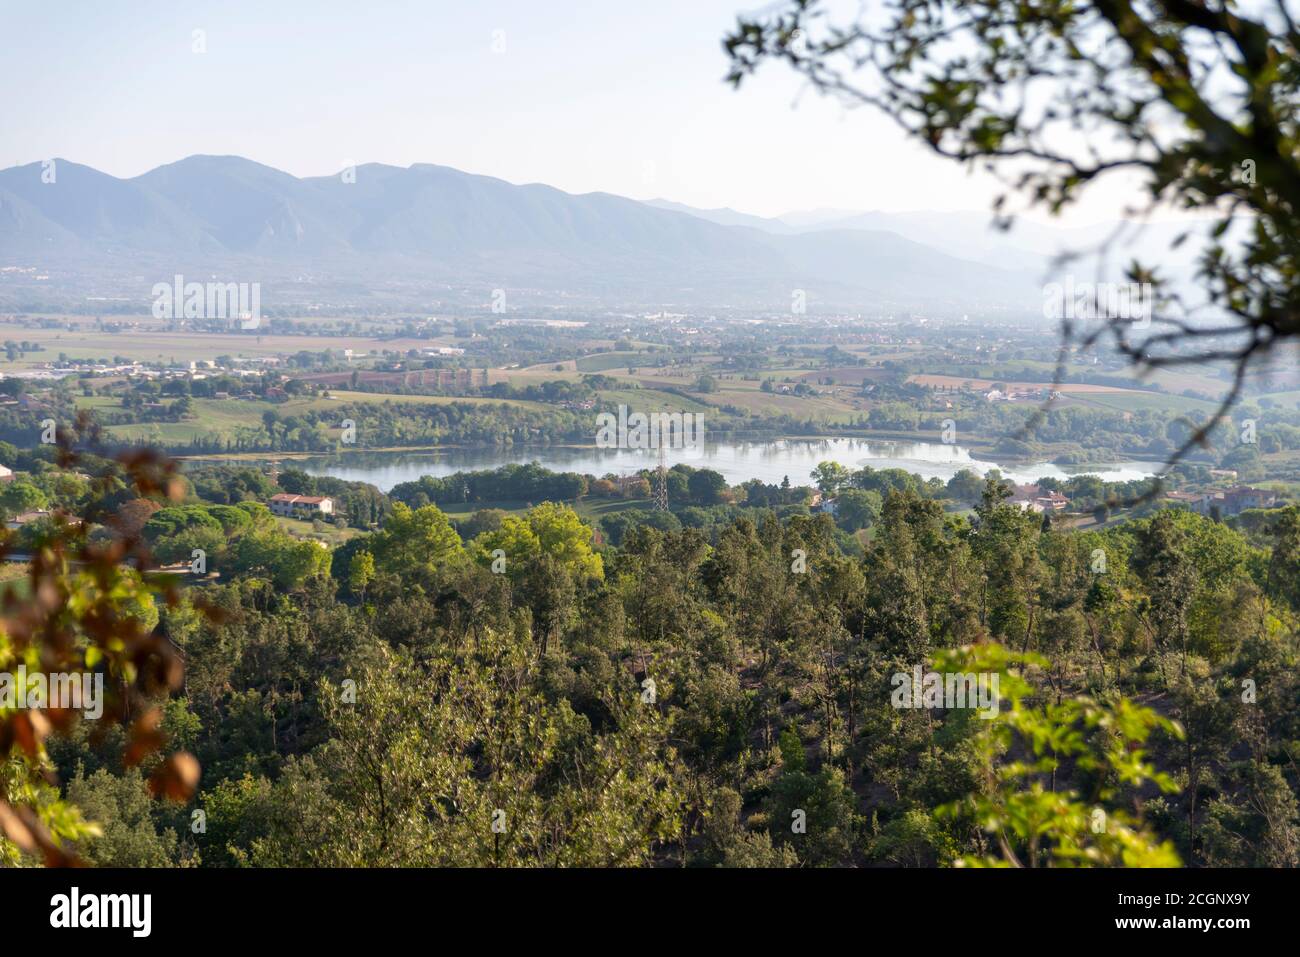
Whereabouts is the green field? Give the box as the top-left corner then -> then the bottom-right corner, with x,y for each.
86,391 -> 552,446
0,562 -> 30,599
274,515 -> 363,544
1259,390 -> 1300,410
604,367 -> 866,423
576,352 -> 644,372
1066,391 -> 1221,415
0,315 -> 460,367
322,390 -> 547,411
594,388 -> 713,414
698,388 -> 865,422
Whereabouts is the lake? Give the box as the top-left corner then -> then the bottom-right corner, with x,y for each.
295,438 -> 1160,492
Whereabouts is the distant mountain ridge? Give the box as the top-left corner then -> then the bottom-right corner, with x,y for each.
654,199 -> 1212,277
0,155 -> 1039,312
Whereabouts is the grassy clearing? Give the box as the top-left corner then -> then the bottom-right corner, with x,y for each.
700,389 -> 864,422
1258,390 -> 1300,410
1067,391 -> 1220,415
0,562 -> 30,600
0,316 -> 452,366
575,352 -> 649,372
274,515 -> 363,544
594,388 -> 713,414
321,390 -> 548,411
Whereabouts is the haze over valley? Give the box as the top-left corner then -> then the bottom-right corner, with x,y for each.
5,155 -> 1066,313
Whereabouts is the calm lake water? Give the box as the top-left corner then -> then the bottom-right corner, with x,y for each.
295,438 -> 1159,493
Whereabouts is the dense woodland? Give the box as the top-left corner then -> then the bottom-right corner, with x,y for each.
6,0 -> 1300,879
8,449 -> 1299,868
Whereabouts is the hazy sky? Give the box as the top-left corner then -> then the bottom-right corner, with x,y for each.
1,0 -> 1142,223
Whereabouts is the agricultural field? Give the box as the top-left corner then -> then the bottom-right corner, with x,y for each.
593,388 -> 713,414
698,388 -> 864,421
77,390 -> 552,447
575,351 -> 644,372
0,315 -> 453,367
596,367 -> 864,422
1259,390 -> 1300,410
322,390 -> 547,411
488,365 -> 584,386
789,366 -> 891,385
907,373 -> 1139,393
1064,390 -> 1222,415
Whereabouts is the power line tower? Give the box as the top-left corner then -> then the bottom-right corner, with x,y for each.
654,439 -> 669,511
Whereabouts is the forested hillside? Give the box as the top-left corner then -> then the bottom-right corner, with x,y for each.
16,462 -> 1298,868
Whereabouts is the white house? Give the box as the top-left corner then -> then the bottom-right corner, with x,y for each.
268,493 -> 335,518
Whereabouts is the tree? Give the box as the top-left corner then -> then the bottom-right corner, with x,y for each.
111,497 -> 163,539
725,0 -> 1300,468
277,468 -> 316,495
810,460 -> 851,495
369,503 -> 465,577
687,468 -> 728,505
945,469 -> 986,507
1265,505 -> 1300,613
702,787 -> 798,867
767,724 -> 858,865
0,480 -> 48,515
1134,509 -> 1199,677
933,644 -> 1182,867
348,549 -> 375,601
66,768 -> 180,867
245,634 -> 683,867
228,530 -> 331,589
1201,761 -> 1300,868
834,487 -> 882,532
457,508 -> 508,540
474,503 -> 603,583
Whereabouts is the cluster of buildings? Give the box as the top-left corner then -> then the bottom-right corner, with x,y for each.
1165,486 -> 1278,518
1008,481 -> 1280,520
983,387 -> 1053,403
1010,484 -> 1070,513
5,509 -> 83,532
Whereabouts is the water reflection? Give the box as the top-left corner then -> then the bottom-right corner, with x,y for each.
292,438 -> 1159,492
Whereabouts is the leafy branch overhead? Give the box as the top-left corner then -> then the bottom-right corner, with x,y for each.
0,413 -> 202,865
725,0 -> 1300,470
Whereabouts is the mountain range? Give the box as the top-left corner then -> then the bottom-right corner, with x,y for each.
646,199 -> 1209,276
0,155 -> 1188,314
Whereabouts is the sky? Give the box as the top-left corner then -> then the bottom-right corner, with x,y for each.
0,0 -> 1145,224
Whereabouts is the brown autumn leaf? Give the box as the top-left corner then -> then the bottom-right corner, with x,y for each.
11,709 -> 51,758
0,799 -> 37,854
123,707 -> 166,767
148,752 -> 201,802
0,799 -> 77,866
